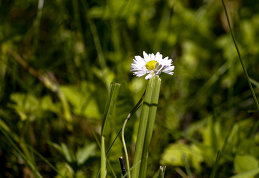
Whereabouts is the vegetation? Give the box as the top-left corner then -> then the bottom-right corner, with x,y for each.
0,0 -> 259,177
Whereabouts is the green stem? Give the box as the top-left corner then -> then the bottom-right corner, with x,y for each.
121,91 -> 145,178
221,0 -> 259,111
101,136 -> 106,178
132,77 -> 155,178
119,91 -> 145,178
139,75 -> 161,178
122,118 -> 131,178
106,90 -> 145,156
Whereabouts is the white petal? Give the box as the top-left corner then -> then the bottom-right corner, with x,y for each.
143,51 -> 150,61
131,51 -> 175,79
145,73 -> 153,80
155,52 -> 162,61
164,71 -> 174,75
163,66 -> 175,72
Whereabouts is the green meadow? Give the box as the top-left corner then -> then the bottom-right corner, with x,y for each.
0,0 -> 259,177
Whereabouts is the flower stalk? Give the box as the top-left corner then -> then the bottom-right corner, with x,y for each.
132,75 -> 161,178
139,75 -> 161,178
122,118 -> 131,178
128,51 -> 173,177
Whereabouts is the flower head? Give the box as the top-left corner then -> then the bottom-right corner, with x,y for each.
131,51 -> 174,79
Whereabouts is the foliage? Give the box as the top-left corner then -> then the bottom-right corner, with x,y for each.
0,0 -> 259,177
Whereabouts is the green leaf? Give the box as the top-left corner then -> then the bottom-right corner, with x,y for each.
50,142 -> 74,163
9,93 -> 39,121
234,155 -> 258,174
41,96 -> 59,113
161,142 -> 203,171
60,82 -> 101,119
61,143 -> 73,163
231,168 -> 259,178
76,143 -> 96,165
101,82 -> 120,137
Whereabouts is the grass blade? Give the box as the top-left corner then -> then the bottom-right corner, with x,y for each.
102,82 -> 121,137
101,136 -> 106,178
0,122 -> 42,178
221,0 -> 259,111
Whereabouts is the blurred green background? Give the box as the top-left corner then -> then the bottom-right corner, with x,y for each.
1,0 -> 259,177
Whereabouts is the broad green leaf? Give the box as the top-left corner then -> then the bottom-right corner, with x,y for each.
234,155 -> 258,175
60,82 -> 101,118
9,93 -> 60,121
10,93 -> 39,121
41,96 -> 59,113
161,142 -> 203,171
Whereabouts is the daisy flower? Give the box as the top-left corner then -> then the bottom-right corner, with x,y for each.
131,51 -> 175,79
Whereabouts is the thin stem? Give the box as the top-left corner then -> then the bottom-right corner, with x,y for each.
122,118 -> 131,178
107,159 -> 117,178
106,91 -> 145,156
221,0 -> 259,111
175,168 -> 188,178
120,98 -> 145,178
119,91 -> 146,178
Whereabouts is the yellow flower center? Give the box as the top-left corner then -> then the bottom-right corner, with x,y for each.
145,60 -> 157,70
